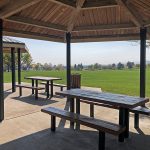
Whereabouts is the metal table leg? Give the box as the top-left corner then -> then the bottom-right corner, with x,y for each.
118,107 -> 125,142
124,108 -> 129,138
76,98 -> 80,130
46,81 -> 49,99
32,79 -> 34,95
35,80 -> 38,99
50,80 -> 53,97
35,80 -> 38,87
70,97 -> 74,129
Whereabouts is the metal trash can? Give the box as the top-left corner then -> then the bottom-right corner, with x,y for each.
71,74 -> 81,89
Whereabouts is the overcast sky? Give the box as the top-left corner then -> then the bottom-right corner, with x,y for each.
10,37 -> 150,65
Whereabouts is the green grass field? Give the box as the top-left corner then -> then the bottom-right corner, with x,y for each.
4,69 -> 150,97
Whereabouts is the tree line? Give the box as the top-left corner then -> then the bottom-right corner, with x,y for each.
3,53 -> 65,71
73,62 -> 141,71
3,53 -> 149,72
3,53 -> 32,72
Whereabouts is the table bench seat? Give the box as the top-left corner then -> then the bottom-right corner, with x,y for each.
41,107 -> 125,150
41,82 -> 66,91
130,106 -> 150,115
80,100 -> 150,128
16,84 -> 45,99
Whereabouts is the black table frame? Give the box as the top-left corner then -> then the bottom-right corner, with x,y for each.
26,77 -> 61,99
70,98 -> 130,142
56,89 -> 148,142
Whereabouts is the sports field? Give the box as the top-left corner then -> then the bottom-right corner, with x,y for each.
4,69 -> 150,97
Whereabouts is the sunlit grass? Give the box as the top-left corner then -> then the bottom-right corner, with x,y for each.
4,69 -> 150,97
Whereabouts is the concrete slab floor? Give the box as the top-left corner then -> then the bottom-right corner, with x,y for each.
0,83 -> 150,150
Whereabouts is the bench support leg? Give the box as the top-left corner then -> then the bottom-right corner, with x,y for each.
90,104 -> 94,118
35,90 -> 38,100
99,131 -> 105,150
134,113 -> 139,128
51,116 -> 56,132
45,84 -> 47,93
118,108 -> 125,142
19,87 -> 22,96
60,87 -> 63,91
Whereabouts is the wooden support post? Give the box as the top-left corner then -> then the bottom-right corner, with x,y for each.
66,32 -> 71,90
11,47 -> 16,92
17,48 -> 21,84
66,32 -> 73,128
135,27 -> 147,128
0,19 -> 4,122
140,27 -> 147,98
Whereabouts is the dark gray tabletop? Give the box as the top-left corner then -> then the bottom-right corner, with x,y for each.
25,76 -> 62,81
56,89 -> 149,109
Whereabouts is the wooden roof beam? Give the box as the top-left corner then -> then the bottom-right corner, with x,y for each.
67,0 -> 86,32
82,0 -> 118,10
7,16 -> 67,32
116,0 -> 143,27
73,23 -> 137,32
47,0 -> 76,8
72,34 -> 140,43
3,28 -> 64,43
0,0 -> 42,19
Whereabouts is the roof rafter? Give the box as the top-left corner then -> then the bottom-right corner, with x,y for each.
82,0 -> 118,9
67,0 -> 86,32
7,16 -> 67,32
47,0 -> 76,8
48,0 -> 118,10
0,0 -> 42,19
115,0 -> 143,27
73,23 -> 137,32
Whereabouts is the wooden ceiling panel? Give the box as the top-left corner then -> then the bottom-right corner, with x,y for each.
75,6 -> 131,27
16,0 -> 72,26
1,0 -> 149,42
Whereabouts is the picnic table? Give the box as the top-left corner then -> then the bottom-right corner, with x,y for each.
56,89 -> 149,141
25,76 -> 61,98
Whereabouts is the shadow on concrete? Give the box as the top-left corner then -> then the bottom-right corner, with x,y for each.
0,128 -> 150,150
58,100 -> 70,128
11,95 -> 58,106
135,128 -> 145,135
4,90 -> 12,100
